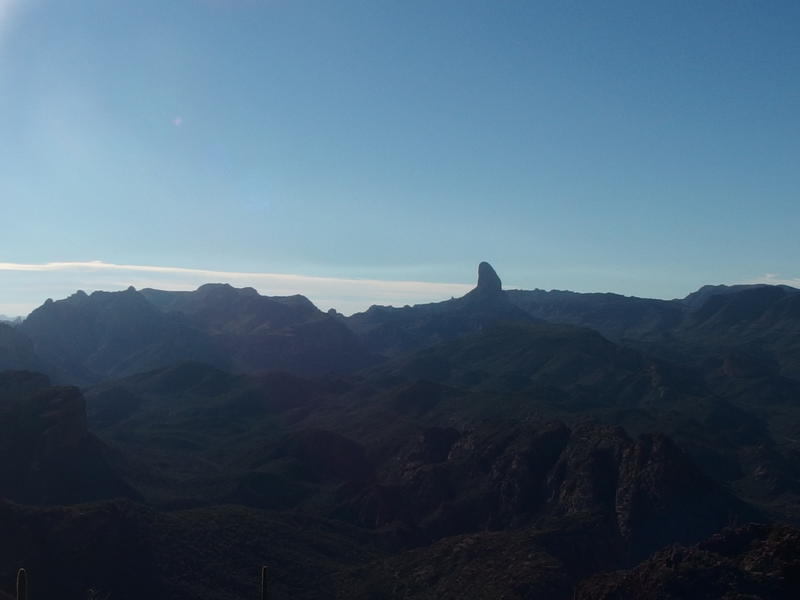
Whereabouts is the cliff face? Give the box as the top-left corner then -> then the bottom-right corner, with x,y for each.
0,371 -> 135,505
339,422 -> 752,561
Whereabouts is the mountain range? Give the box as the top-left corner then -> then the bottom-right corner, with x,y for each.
1,262 -> 799,598
6,262 -> 799,383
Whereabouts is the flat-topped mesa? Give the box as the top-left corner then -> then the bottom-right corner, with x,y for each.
476,261 -> 502,293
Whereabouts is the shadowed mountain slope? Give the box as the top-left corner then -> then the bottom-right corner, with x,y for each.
154,283 -> 376,375
682,283 -> 799,310
0,323 -> 40,373
8,364 -> 761,600
673,286 -> 800,379
19,288 -> 221,384
5,264 -> 800,598
82,307 -> 800,523
0,371 -> 136,505
506,289 -> 685,342
20,285 -> 373,385
360,322 -> 800,521
83,350 -> 757,555
334,421 -> 754,560
140,283 -> 320,332
345,262 -> 537,357
507,282 -> 800,379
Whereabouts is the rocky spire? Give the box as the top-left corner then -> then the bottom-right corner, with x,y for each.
476,261 -> 502,293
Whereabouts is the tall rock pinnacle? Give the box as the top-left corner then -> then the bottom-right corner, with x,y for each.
476,262 -> 502,293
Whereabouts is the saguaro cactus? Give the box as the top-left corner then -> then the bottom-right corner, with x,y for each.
16,569 -> 27,600
260,565 -> 268,600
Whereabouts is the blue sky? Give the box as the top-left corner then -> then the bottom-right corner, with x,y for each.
1,0 -> 799,315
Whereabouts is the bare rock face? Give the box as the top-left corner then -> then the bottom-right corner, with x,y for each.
477,261 -> 502,293
545,424 -> 752,560
342,422 -> 751,560
0,371 -> 135,504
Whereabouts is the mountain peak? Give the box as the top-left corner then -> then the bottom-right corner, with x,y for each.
477,261 -> 502,292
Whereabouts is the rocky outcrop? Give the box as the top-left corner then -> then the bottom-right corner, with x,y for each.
551,426 -> 750,560
0,371 -> 135,505
346,262 -> 535,357
341,422 -> 752,559
476,261 -> 502,293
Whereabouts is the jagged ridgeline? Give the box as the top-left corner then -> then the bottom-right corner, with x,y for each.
2,263 -> 800,598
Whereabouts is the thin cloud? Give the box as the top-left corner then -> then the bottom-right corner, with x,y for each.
749,273 -> 800,288
0,260 -> 473,315
0,260 -> 465,289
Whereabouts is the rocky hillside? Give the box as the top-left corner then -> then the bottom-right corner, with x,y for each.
0,371 -> 135,505
576,523 -> 800,600
19,285 -> 372,385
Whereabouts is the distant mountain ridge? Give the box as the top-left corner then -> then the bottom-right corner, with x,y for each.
345,262 -> 538,357
681,283 -> 799,309
18,283 -> 373,384
9,262 -> 800,385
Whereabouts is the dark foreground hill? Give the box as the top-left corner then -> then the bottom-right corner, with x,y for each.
0,394 -> 764,599
80,313 -> 800,520
575,523 -> 800,600
0,499 -> 378,600
0,371 -> 135,505
1,352 -> 776,599
0,495 -> 785,600
85,357 -> 755,548
361,323 -> 800,522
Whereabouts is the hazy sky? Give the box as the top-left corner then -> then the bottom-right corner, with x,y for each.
1,1 -> 799,315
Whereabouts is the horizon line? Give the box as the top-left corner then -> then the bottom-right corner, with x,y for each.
1,260 -> 798,319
